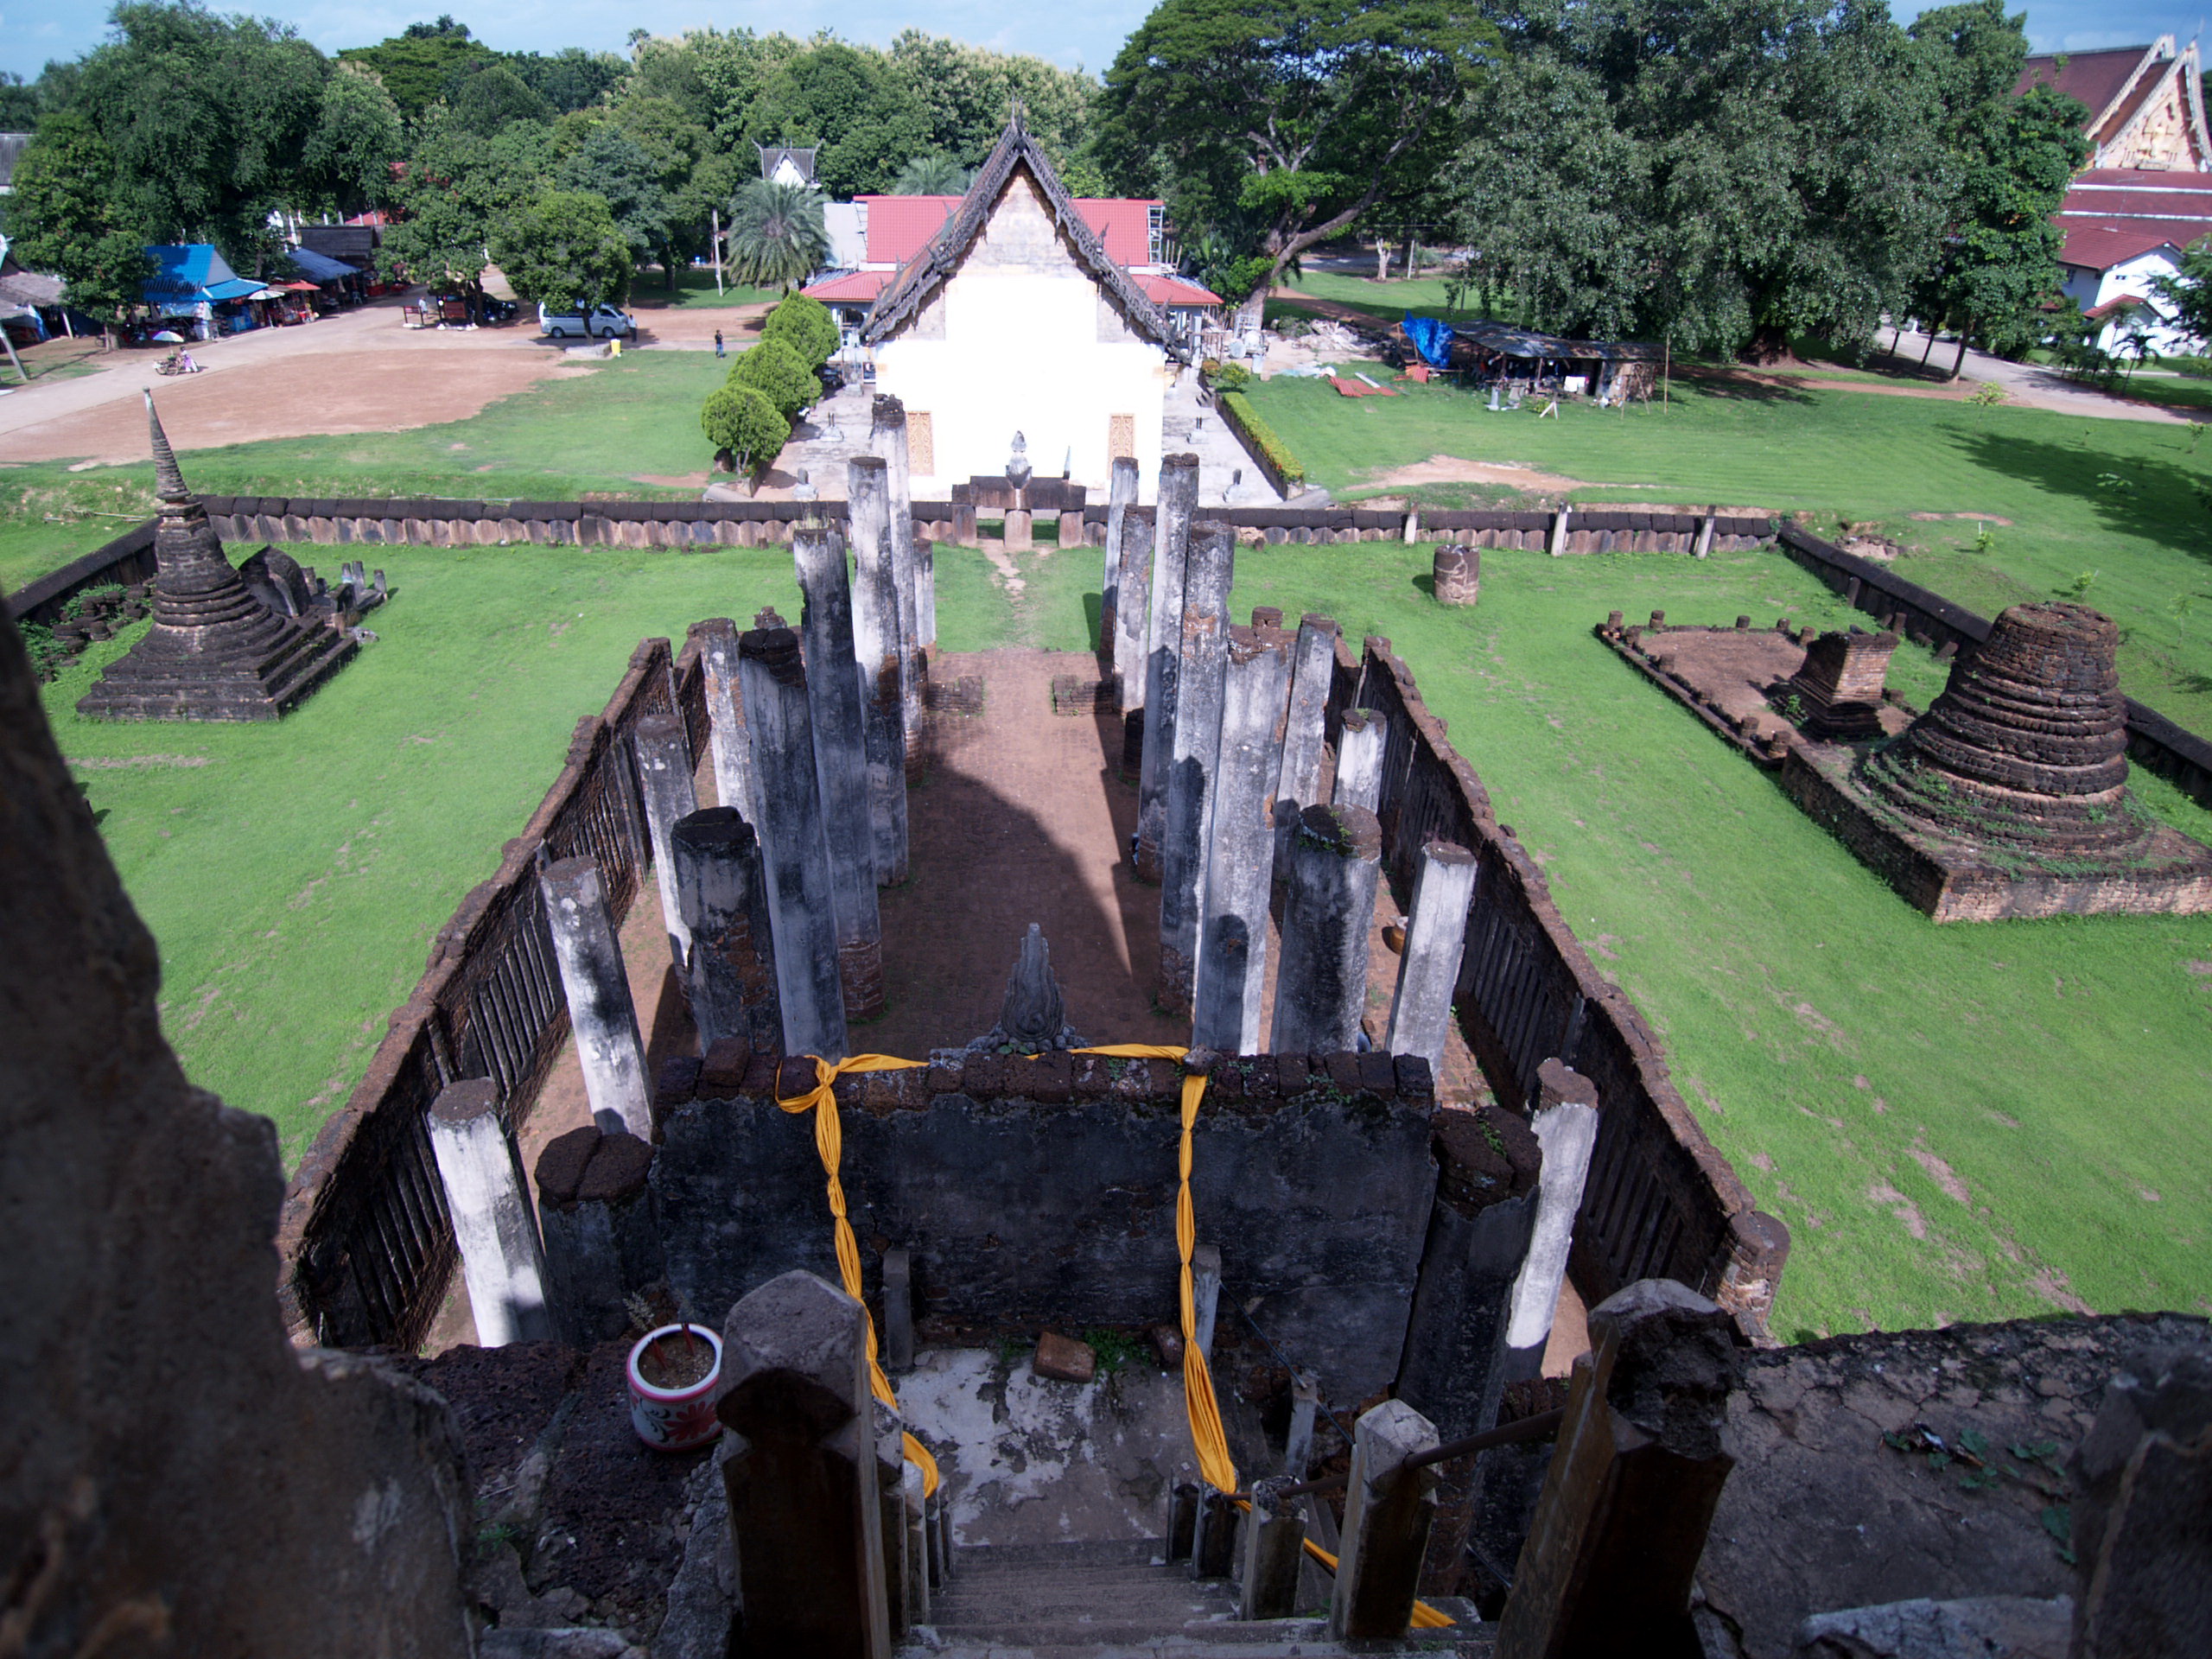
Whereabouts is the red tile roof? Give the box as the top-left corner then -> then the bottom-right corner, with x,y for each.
2059,223 -> 2186,270
858,194 -> 1161,267
1135,273 -> 1223,307
2085,291 -> 2152,321
2017,47 -> 2153,118
1079,200 -> 1157,266
2073,168 -> 2212,189
800,270 -> 891,303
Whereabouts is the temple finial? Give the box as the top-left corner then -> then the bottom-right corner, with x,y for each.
144,391 -> 190,504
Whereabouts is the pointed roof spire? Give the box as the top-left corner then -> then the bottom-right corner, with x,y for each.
145,391 -> 190,505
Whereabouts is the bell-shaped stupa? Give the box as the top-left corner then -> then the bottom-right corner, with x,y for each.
77,395 -> 357,721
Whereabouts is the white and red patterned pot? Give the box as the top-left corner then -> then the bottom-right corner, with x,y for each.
626,1325 -> 724,1452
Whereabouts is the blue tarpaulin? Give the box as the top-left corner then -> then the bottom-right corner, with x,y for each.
1403,316 -> 1455,368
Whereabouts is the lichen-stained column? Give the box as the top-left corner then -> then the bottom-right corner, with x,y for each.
1113,506 -> 1153,715
426,1079 -> 557,1346
868,396 -> 929,768
671,805 -> 782,1054
1156,521 -> 1234,1018
1274,613 -> 1339,874
1334,707 -> 1386,812
1192,622 -> 1290,1052
1101,454 -> 1139,673
738,626 -> 849,1060
1383,840 -> 1480,1074
1135,453 -> 1200,880
846,458 -> 912,885
694,618 -> 760,824
1271,803 -> 1383,1053
538,855 -> 653,1139
632,712 -> 698,973
792,525 -> 884,1022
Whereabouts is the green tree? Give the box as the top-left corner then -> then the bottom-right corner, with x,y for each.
5,110 -> 153,343
556,124 -> 672,275
2148,237 -> 2212,346
489,188 -> 633,311
505,48 -> 627,114
0,72 -> 43,129
890,154 -> 971,195
729,335 -> 818,418
340,16 -> 493,122
747,41 -> 928,197
760,292 -> 838,365
724,177 -> 825,290
1098,0 -> 1493,327
380,119 -> 553,299
701,380 -> 790,474
302,60 -> 405,217
1452,0 -> 1951,359
1907,2 -> 2088,374
886,31 -> 1098,170
442,60 -> 553,136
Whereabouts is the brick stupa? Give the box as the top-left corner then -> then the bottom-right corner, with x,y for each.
1782,601 -> 2212,921
78,395 -> 356,721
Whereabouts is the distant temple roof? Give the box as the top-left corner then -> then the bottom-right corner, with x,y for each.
2018,36 -> 2211,172
756,144 -> 817,186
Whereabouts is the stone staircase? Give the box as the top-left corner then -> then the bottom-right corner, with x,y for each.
900,1538 -> 1491,1657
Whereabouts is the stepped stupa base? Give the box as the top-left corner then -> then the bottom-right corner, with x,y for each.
75,612 -> 357,721
1782,741 -> 2212,922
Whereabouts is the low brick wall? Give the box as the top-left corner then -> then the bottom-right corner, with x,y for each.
652,1048 -> 1440,1404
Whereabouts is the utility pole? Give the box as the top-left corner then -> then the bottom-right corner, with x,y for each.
712,207 -> 723,296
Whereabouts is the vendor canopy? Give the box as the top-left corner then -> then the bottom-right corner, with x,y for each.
1452,318 -> 1663,363
143,244 -> 241,306
285,247 -> 361,284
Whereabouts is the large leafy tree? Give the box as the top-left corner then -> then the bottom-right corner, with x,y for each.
1907,2 -> 2088,372
339,16 -> 493,122
442,60 -> 553,137
747,41 -> 930,198
489,188 -> 632,311
5,110 -> 153,342
724,177 -> 826,290
1452,0 -> 1950,359
1097,0 -> 1493,325
887,31 -> 1098,170
380,119 -> 552,298
890,154 -> 971,195
556,124 -> 672,274
506,48 -> 626,114
301,61 -> 405,218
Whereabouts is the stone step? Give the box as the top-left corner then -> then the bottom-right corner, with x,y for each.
902,1614 -> 1493,1657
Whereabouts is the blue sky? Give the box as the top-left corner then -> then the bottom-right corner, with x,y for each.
0,0 -> 2203,85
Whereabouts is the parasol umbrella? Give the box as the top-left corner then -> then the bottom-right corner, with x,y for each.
150,330 -> 184,343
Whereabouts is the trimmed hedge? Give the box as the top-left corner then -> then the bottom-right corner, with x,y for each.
1221,389 -> 1306,493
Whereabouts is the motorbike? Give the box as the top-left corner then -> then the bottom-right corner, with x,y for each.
155,349 -> 200,377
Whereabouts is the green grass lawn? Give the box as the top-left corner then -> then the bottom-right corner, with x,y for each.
1240,372 -> 2212,733
632,268 -> 783,309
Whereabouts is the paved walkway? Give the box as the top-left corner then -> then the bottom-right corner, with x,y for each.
1880,325 -> 2197,424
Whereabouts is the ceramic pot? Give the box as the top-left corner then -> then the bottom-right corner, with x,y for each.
626,1324 -> 724,1452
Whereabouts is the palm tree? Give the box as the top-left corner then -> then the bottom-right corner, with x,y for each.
724,178 -> 828,293
890,154 -> 972,196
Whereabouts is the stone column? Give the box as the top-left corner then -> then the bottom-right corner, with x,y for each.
1192,623 -> 1290,1052
1102,454 -> 1138,664
632,713 -> 698,972
1192,1242 -> 1223,1360
1112,506 -> 1153,714
1135,453 -> 1200,880
538,855 -> 653,1140
1333,708 -> 1385,813
1433,544 -> 1479,605
902,1464 -> 931,1626
1270,804 -> 1383,1053
1384,841 -> 1479,1073
1275,613 -> 1339,871
868,400 -> 930,768
1499,1060 -> 1601,1387
532,1124 -> 663,1345
793,525 -> 885,1022
873,1401 -> 910,1641
739,626 -> 849,1061
1156,522 -> 1234,1017
1194,1487 -> 1241,1579
694,618 -> 759,824
846,458 -> 912,886
671,806 -> 782,1055
1493,1281 -> 1740,1659
1330,1399 -> 1440,1641
426,1079 -> 556,1346
718,1270 -> 893,1659
881,1246 -> 913,1371
1240,1478 -> 1307,1620
1285,1369 -> 1320,1474
917,539 -> 938,654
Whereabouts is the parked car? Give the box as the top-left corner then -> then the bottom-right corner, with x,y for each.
538,302 -> 636,340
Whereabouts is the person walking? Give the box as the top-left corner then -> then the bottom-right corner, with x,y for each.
715,329 -> 725,359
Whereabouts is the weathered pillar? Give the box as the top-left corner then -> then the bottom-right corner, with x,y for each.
533,1124 -> 663,1345
793,526 -> 885,1021
671,806 -> 782,1055
1192,1241 -> 1222,1359
718,1270 -> 893,1659
1274,613 -> 1339,874
1494,1281 -> 1740,1659
1333,708 -> 1385,812
1135,453 -> 1200,880
426,1078 -> 556,1346
1285,1370 -> 1320,1475
874,1402 -> 911,1641
695,618 -> 759,823
1102,454 -> 1138,665
1166,1484 -> 1199,1562
1694,511 -> 1716,558
1193,1485 -> 1241,1580
846,457 -> 912,886
1240,1478 -> 1308,1619
1271,804 -> 1383,1053
902,1464 -> 931,1625
1330,1399 -> 1440,1640
632,713 -> 698,972
881,1247 -> 913,1371
1433,544 -> 1479,605
739,626 -> 849,1061
1111,505 -> 1153,713
868,400 -> 929,768
1003,507 -> 1033,551
539,855 -> 652,1139
1548,507 -> 1572,556
1156,522 -> 1234,1017
1192,622 -> 1290,1052
1384,841 -> 1480,1073
1500,1060 -> 1601,1386
917,538 -> 937,655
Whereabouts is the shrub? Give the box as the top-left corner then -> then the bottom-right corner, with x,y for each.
1205,360 -> 1252,394
729,338 -> 818,421
1220,390 -> 1306,490
701,382 -> 791,474
760,293 -> 839,368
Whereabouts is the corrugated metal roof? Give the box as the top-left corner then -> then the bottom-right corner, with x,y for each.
2058,223 -> 2185,270
143,244 -> 239,302
287,247 -> 360,283
2017,46 -> 2155,120
1135,273 -> 1221,307
801,270 -> 891,303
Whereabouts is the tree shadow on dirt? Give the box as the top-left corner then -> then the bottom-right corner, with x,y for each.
1948,429 -> 2212,569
